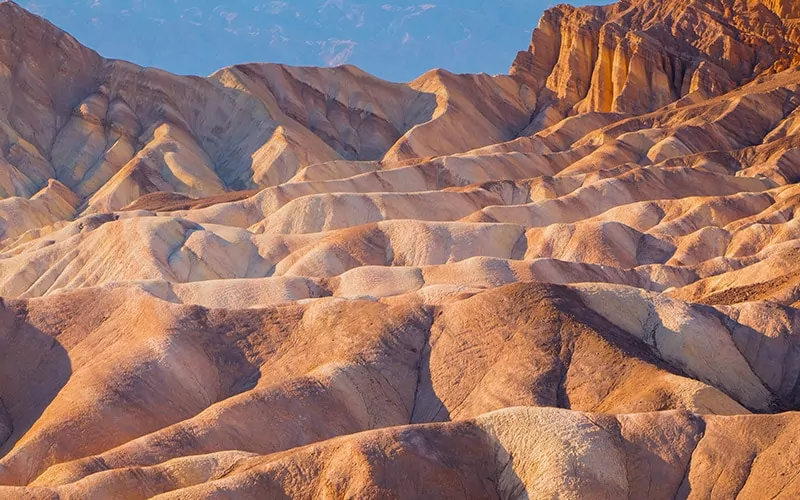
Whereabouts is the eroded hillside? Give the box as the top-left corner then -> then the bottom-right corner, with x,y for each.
2,0 -> 800,497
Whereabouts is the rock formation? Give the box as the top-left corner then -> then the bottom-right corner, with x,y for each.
511,0 -> 800,127
1,0 -> 800,497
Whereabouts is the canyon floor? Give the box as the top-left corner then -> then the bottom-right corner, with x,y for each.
2,0 -> 800,498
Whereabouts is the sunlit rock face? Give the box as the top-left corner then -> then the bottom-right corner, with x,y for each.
3,0 -> 800,497
512,0 -> 800,128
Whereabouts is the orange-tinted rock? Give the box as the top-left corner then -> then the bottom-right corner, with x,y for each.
512,0 -> 800,125
1,0 -> 800,496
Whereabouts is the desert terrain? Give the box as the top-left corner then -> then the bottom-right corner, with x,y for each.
1,0 -> 800,497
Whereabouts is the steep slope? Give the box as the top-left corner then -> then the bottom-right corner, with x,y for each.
511,0 -> 800,127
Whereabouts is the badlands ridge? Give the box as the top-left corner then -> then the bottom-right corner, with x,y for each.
2,0 -> 800,497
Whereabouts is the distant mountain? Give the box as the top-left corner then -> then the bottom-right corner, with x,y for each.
17,0 -> 578,81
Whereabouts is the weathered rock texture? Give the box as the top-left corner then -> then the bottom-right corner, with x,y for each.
2,0 -> 800,497
512,0 -> 800,127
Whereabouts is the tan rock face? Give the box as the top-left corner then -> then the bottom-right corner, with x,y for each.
2,0 -> 800,497
512,0 -> 800,124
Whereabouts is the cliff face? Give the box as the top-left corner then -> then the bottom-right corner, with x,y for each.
512,0 -> 800,127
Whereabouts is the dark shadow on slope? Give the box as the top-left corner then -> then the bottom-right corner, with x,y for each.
410,336 -> 452,424
714,301 -> 800,412
0,298 -> 72,486
120,189 -> 261,213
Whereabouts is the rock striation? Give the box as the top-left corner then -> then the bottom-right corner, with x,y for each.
2,0 -> 800,497
512,0 -> 800,127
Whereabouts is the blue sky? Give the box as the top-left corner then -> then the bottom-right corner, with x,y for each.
19,1 -> 594,82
